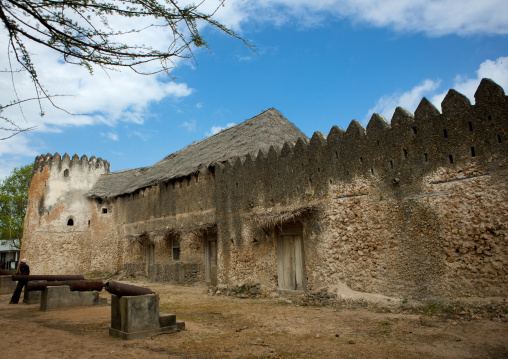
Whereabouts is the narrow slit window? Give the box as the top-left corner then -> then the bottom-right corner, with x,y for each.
424,153 -> 428,163
360,156 -> 363,163
371,168 -> 375,175
403,149 -> 408,158
449,154 -> 454,164
389,160 -> 394,169
63,169 -> 69,177
102,208 -> 108,214
443,129 -> 448,138
335,151 -> 338,159
471,147 -> 476,157
468,122 -> 473,131
412,127 -> 417,134
498,135 -> 503,143
67,218 -> 74,226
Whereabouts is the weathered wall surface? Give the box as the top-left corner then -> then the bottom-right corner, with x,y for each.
22,154 -> 111,274
213,79 -> 508,300
22,79 -> 507,300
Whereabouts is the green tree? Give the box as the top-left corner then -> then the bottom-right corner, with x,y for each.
1,0 -> 252,139
0,163 -> 33,248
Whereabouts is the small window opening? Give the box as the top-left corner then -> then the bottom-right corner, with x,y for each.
360,156 -> 363,163
371,168 -> 375,175
102,208 -> 108,214
424,153 -> 428,163
449,154 -> 454,164
443,129 -> 448,138
317,167 -> 320,173
236,182 -> 239,188
329,179 -> 333,185
376,140 -> 380,146
403,148 -> 408,158
88,220 -> 90,228
67,218 -> 74,226
488,115 -> 492,121
309,178 -> 312,185
63,169 -> 69,177
335,151 -> 338,159
412,127 -> 417,134
471,147 -> 476,157
468,122 -> 473,131
389,160 -> 394,169
498,135 -> 503,143
346,170 -> 350,176
172,238 -> 180,260
301,163 -> 304,171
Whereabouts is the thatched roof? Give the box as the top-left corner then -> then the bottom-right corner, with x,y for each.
87,108 -> 308,198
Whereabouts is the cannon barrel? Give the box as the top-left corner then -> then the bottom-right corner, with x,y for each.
26,280 -> 105,292
105,281 -> 153,297
12,274 -> 85,282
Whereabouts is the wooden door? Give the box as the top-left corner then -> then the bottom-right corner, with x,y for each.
277,234 -> 304,290
205,233 -> 218,285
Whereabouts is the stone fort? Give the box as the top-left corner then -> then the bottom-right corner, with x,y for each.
21,79 -> 507,300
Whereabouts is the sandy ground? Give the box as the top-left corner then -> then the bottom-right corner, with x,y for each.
1,281 -> 507,359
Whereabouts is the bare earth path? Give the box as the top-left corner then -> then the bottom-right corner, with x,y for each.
1,281 -> 507,359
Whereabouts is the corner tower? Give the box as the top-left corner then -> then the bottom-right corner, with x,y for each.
22,153 -> 110,274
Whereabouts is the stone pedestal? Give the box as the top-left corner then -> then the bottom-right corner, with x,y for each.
109,293 -> 184,340
24,288 -> 41,304
0,275 -> 16,295
40,285 -> 107,311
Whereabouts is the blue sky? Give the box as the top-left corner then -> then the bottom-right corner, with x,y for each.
1,0 -> 508,179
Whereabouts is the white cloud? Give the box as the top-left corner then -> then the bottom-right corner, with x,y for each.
207,0 -> 508,36
431,57 -> 508,107
206,123 -> 236,137
180,120 -> 197,132
366,56 -> 508,124
365,79 -> 441,123
196,103 -> 204,109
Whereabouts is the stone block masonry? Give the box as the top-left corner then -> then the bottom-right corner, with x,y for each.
40,285 -> 107,311
109,293 -> 184,340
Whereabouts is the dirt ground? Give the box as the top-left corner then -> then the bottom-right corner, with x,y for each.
1,280 -> 507,359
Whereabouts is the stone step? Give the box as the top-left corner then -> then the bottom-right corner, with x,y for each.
159,313 -> 176,327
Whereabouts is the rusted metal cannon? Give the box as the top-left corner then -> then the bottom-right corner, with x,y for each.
105,281 -> 153,297
11,274 -> 85,282
26,280 -> 105,292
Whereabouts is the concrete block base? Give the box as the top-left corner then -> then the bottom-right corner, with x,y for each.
0,276 -> 16,295
109,320 -> 185,340
109,294 -> 184,340
40,285 -> 107,311
23,288 -> 41,304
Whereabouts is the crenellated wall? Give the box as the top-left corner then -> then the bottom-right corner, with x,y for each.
21,79 -> 508,300
211,78 -> 507,299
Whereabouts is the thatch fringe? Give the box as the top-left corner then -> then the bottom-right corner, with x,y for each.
126,228 -> 181,246
126,223 -> 216,246
245,204 -> 319,232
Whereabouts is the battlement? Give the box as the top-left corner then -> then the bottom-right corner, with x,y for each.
34,153 -> 111,174
216,78 -> 507,202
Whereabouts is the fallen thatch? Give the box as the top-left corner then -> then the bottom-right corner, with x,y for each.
88,108 -> 308,198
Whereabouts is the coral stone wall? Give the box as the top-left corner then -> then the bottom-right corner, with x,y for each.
22,154 -> 110,274
214,79 -> 508,299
